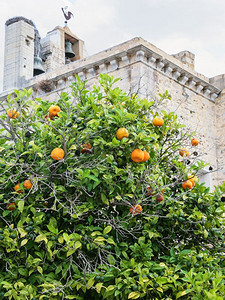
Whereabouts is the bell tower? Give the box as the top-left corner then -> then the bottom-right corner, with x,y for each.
3,17 -> 35,91
3,16 -> 84,92
41,25 -> 84,72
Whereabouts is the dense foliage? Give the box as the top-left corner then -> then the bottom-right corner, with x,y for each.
0,74 -> 225,299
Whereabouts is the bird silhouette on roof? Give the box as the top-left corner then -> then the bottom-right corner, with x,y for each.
62,7 -> 74,21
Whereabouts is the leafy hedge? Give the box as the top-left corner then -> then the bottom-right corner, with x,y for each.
0,74 -> 225,299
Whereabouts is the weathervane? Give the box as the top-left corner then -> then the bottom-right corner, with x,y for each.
61,6 -> 74,25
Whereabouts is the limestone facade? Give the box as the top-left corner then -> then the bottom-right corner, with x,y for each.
1,18 -> 225,188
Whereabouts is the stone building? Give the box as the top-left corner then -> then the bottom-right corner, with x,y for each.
1,16 -> 225,189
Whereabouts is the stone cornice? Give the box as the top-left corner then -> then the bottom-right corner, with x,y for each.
0,38 -> 221,101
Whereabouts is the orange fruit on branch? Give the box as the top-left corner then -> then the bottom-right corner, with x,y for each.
116,128 -> 129,140
191,138 -> 199,146
188,175 -> 198,187
49,105 -> 61,117
182,180 -> 193,190
130,204 -> 142,215
142,150 -> 150,162
153,117 -> 164,127
131,149 -> 144,162
6,202 -> 16,211
156,194 -> 164,202
51,148 -> 65,160
81,143 -> 92,154
179,148 -> 190,157
14,183 -> 23,193
7,109 -> 19,119
24,180 -> 33,189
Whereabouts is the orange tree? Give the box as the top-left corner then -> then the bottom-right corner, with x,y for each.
0,74 -> 225,299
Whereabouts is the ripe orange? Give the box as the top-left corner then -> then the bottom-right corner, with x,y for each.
49,105 -> 61,117
6,202 -> 16,211
153,117 -> 164,127
182,180 -> 193,190
24,180 -> 33,189
156,194 -> 164,202
142,150 -> 150,162
131,149 -> 144,162
116,128 -> 129,140
81,143 -> 92,154
188,175 -> 198,187
191,138 -> 199,146
14,183 -> 23,193
130,204 -> 143,214
51,148 -> 65,160
179,148 -> 190,157
7,109 -> 19,119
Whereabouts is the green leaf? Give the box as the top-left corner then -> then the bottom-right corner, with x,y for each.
58,236 -> 64,244
94,236 -> 105,243
176,289 -> 193,299
21,239 -> 28,246
35,235 -> 48,244
67,249 -> 76,257
103,226 -> 112,235
18,200 -> 24,212
74,241 -> 82,250
87,277 -> 95,289
101,193 -> 109,205
95,282 -> 103,293
47,217 -> 58,234
128,291 -> 140,299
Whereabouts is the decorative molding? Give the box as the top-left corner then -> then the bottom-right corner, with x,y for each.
172,70 -> 181,80
109,59 -> 118,71
179,75 -> 189,85
121,54 -> 129,65
136,50 -> 145,62
98,63 -> 107,74
188,80 -> 196,89
164,66 -> 173,76
0,43 -> 221,102
156,60 -> 165,71
196,84 -> 204,93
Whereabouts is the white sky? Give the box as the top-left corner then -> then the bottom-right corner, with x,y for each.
1,0 -> 225,92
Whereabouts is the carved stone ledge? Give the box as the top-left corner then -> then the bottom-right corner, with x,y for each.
136,50 -> 146,62
188,80 -> 196,89
203,88 -> 211,97
210,93 -> 218,101
179,75 -> 189,85
98,63 -> 107,74
87,67 -> 96,77
172,70 -> 181,80
156,60 -> 165,71
121,54 -> 129,66
164,65 -> 173,76
196,84 -> 204,93
148,56 -> 156,67
109,59 -> 119,71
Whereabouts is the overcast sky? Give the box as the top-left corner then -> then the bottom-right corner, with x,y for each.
1,0 -> 225,92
